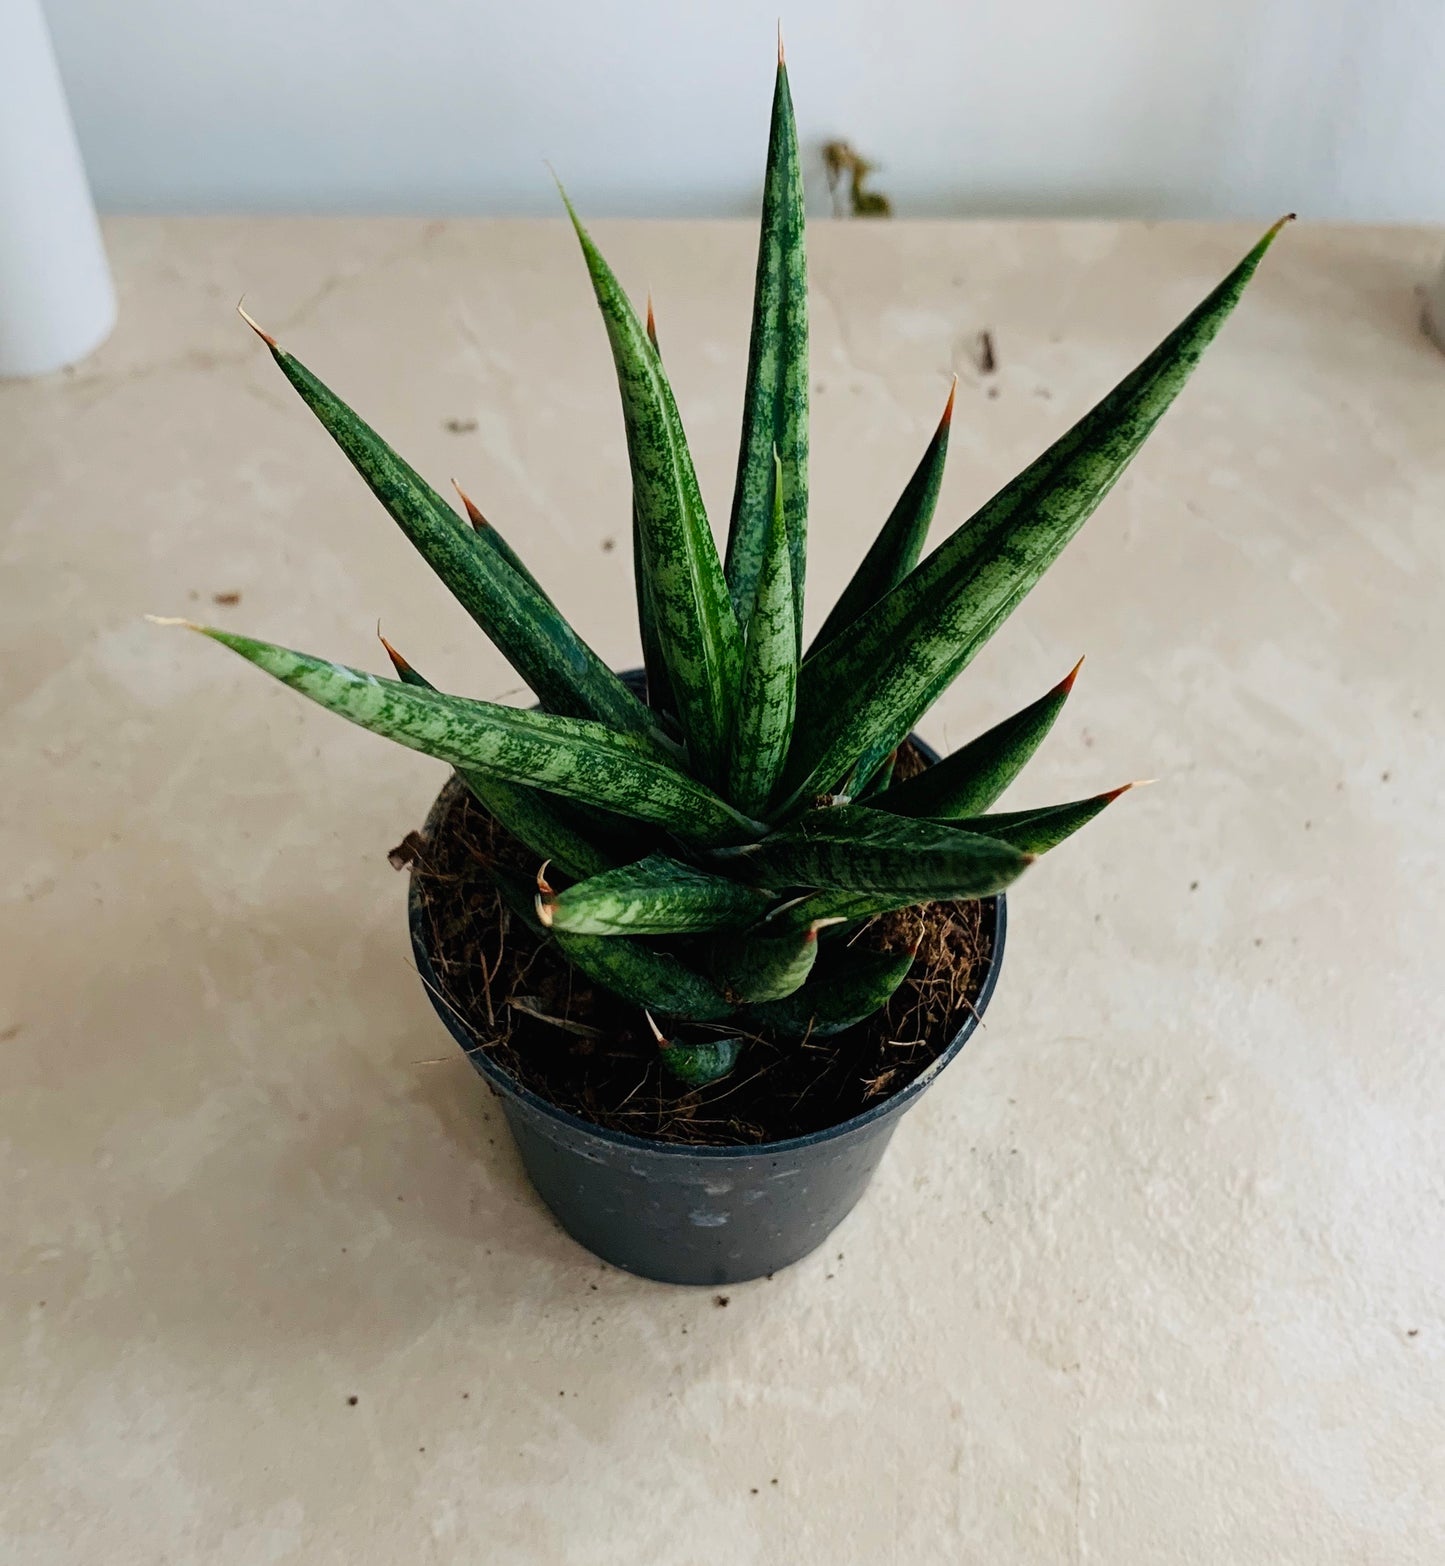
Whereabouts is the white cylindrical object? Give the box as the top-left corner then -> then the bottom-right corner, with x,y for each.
0,0 -> 116,378
1425,256 -> 1445,356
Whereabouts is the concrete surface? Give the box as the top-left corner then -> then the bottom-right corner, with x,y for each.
3,217 -> 1443,1563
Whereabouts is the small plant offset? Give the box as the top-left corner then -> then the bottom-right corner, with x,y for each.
158,51 -> 1286,1099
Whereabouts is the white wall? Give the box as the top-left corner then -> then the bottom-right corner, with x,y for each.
44,0 -> 1445,221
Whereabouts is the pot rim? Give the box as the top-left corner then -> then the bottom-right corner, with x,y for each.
407,687 -> 1008,1161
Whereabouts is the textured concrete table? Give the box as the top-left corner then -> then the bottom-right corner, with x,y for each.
4,218 -> 1443,1563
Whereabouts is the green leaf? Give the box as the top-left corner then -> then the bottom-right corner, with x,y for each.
552,929 -> 733,1022
634,303 -> 677,716
452,481 -> 553,606
855,749 -> 896,799
786,218 -> 1291,796
659,1035 -> 743,1087
710,921 -> 823,1005
379,636 -> 618,881
765,888 -> 908,934
188,625 -> 759,845
240,319 -> 655,741
740,806 -> 1033,898
871,658 -> 1082,819
560,194 -> 741,785
726,452 -> 798,816
748,946 -> 915,1038
808,381 -> 954,656
953,782 -> 1139,853
633,503 -> 676,716
725,57 -> 808,641
538,853 -> 772,936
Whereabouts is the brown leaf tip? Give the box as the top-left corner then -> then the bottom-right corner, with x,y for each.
376,632 -> 413,680
451,479 -> 488,530
236,299 -> 278,350
777,20 -> 785,66
939,375 -> 958,431
1056,654 -> 1086,696
645,292 -> 658,347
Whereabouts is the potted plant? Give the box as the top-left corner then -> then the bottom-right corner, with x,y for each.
154,51 -> 1287,1286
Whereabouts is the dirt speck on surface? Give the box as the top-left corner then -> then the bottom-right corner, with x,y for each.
211,591 -> 241,606
977,329 -> 997,373
444,417 -> 478,434
347,1395 -> 358,1406
714,1294 -> 730,1307
601,536 -> 616,552
406,750 -> 993,1148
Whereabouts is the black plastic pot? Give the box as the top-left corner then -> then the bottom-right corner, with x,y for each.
408,691 -> 1007,1287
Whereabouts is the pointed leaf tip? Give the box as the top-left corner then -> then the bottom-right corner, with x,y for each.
777,19 -> 785,65
645,292 -> 658,347
1057,654 -> 1086,695
376,632 -> 413,681
236,300 -> 278,351
940,376 -> 958,430
450,479 -> 487,530
145,614 -> 201,630
534,862 -> 556,927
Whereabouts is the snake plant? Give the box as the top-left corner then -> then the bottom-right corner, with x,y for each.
157,54 -> 1287,1088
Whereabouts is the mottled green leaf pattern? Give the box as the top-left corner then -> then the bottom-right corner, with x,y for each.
553,930 -> 732,1021
788,219 -> 1291,796
743,806 -> 1032,898
727,453 -> 798,815
194,627 -> 757,844
380,636 -> 617,881
711,922 -> 821,1005
540,853 -> 773,936
248,332 -> 654,740
872,658 -> 1081,820
563,197 -> 740,785
725,59 -> 808,640
952,783 -> 1137,853
660,1035 -> 743,1087
747,947 -> 916,1038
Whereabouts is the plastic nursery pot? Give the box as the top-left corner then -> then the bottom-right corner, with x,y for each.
408,678 -> 1008,1287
